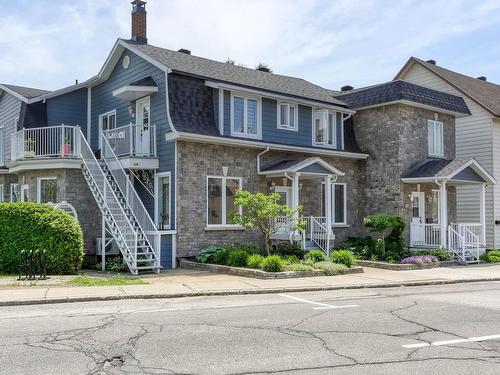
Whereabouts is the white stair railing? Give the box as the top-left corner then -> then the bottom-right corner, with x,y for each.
463,226 -> 480,262
448,225 -> 464,261
101,133 -> 160,264
79,131 -> 142,272
310,216 -> 331,256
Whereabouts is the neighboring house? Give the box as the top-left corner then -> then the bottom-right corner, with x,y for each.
0,1 -> 494,273
395,57 -> 500,248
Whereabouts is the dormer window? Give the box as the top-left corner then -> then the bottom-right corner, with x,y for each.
278,102 -> 298,131
230,92 -> 261,139
313,109 -> 344,149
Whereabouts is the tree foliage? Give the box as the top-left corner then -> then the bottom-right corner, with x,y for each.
363,214 -> 408,261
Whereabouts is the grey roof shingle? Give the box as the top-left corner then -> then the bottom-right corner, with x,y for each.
261,159 -> 305,172
401,159 -> 467,179
335,80 -> 470,115
401,57 -> 500,116
124,40 -> 347,106
1,84 -> 51,99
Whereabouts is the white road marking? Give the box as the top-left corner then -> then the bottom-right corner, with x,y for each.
279,294 -> 359,310
402,334 -> 500,348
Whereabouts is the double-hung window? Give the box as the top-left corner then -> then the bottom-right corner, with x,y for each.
207,176 -> 242,227
321,182 -> 347,226
37,177 -> 57,203
428,120 -> 444,157
155,172 -> 171,230
313,109 -> 344,149
278,102 -> 298,131
231,93 -> 261,139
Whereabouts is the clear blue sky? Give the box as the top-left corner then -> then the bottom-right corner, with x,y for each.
2,0 -> 500,91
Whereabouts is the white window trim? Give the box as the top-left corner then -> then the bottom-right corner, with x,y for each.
277,102 -> 299,131
206,175 -> 243,228
10,183 -> 19,203
428,120 -> 444,157
154,171 -> 171,230
20,184 -> 29,202
332,182 -> 347,226
230,92 -> 262,140
0,184 -> 4,203
37,177 -> 57,203
98,109 -> 117,149
312,109 -> 343,149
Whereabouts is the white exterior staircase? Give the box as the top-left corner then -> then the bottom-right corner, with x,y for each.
80,130 -> 161,274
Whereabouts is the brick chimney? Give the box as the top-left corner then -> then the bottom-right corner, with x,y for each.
131,0 -> 147,44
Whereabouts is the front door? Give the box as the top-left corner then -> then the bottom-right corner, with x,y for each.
410,192 -> 426,244
275,186 -> 292,208
136,97 -> 151,156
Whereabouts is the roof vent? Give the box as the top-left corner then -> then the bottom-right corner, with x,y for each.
178,48 -> 191,55
341,85 -> 354,92
256,63 -> 272,73
426,59 -> 436,65
477,76 -> 487,81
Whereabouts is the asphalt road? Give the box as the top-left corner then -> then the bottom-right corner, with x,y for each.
0,282 -> 499,375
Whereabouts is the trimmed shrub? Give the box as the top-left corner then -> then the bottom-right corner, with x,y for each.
414,248 -> 452,261
0,203 -> 83,274
247,254 -> 264,268
196,246 -> 225,263
285,263 -> 314,272
480,250 -> 500,263
261,255 -> 284,272
314,261 -> 347,276
364,214 -> 409,261
96,256 -> 128,272
306,250 -> 326,263
272,241 -> 305,258
338,236 -> 376,260
227,250 -> 249,267
330,250 -> 356,268
281,255 -> 300,265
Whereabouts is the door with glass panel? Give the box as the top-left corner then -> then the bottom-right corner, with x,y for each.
136,97 -> 151,156
410,192 -> 426,245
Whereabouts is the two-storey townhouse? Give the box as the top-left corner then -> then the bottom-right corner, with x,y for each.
0,1 -> 494,273
395,57 -> 500,248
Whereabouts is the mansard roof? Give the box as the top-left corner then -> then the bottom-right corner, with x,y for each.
335,80 -> 470,116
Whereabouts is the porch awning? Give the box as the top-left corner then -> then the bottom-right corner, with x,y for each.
401,158 -> 496,185
259,157 -> 344,177
112,76 -> 158,101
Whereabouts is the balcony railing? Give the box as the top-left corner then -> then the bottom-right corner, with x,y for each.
11,125 -> 81,162
104,123 -> 156,158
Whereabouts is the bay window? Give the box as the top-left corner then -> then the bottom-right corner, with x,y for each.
428,120 -> 444,157
231,93 -> 261,139
313,109 -> 344,149
207,176 -> 242,227
278,102 -> 298,131
155,172 -> 171,230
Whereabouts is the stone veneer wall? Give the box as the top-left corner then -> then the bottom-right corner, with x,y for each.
16,169 -> 101,261
175,141 -> 363,257
353,103 -> 456,242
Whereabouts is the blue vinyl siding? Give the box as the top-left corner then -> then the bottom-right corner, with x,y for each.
160,234 -> 173,269
90,50 -> 170,150
0,92 -> 22,164
158,140 -> 176,228
47,88 -> 88,134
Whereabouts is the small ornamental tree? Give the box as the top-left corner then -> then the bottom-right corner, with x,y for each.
363,214 -> 408,261
230,190 -> 304,254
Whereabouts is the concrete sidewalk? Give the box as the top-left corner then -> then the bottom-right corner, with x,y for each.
1,264 -> 500,306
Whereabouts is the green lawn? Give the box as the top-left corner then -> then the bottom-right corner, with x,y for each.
67,276 -> 146,286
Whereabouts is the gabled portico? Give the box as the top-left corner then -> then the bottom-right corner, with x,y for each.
402,158 -> 496,261
259,157 -> 345,255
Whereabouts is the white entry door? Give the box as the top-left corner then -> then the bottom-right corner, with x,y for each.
410,192 -> 426,244
136,97 -> 151,156
275,186 -> 292,207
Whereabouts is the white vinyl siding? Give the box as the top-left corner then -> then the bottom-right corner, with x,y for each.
401,62 -> 497,246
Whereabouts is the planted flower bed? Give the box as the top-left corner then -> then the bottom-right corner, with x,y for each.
182,244 -> 363,279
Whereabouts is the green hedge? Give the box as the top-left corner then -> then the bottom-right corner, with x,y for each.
0,203 -> 84,274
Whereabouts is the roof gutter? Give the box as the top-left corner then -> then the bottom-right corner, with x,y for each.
167,131 -> 369,160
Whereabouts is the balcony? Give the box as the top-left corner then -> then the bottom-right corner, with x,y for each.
9,125 -> 82,172
104,123 -> 158,170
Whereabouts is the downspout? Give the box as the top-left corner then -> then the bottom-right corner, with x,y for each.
257,147 -> 270,173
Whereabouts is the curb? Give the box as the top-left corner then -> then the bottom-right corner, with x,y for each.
0,277 -> 499,307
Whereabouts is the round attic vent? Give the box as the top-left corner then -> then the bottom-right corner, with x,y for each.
123,55 -> 130,69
